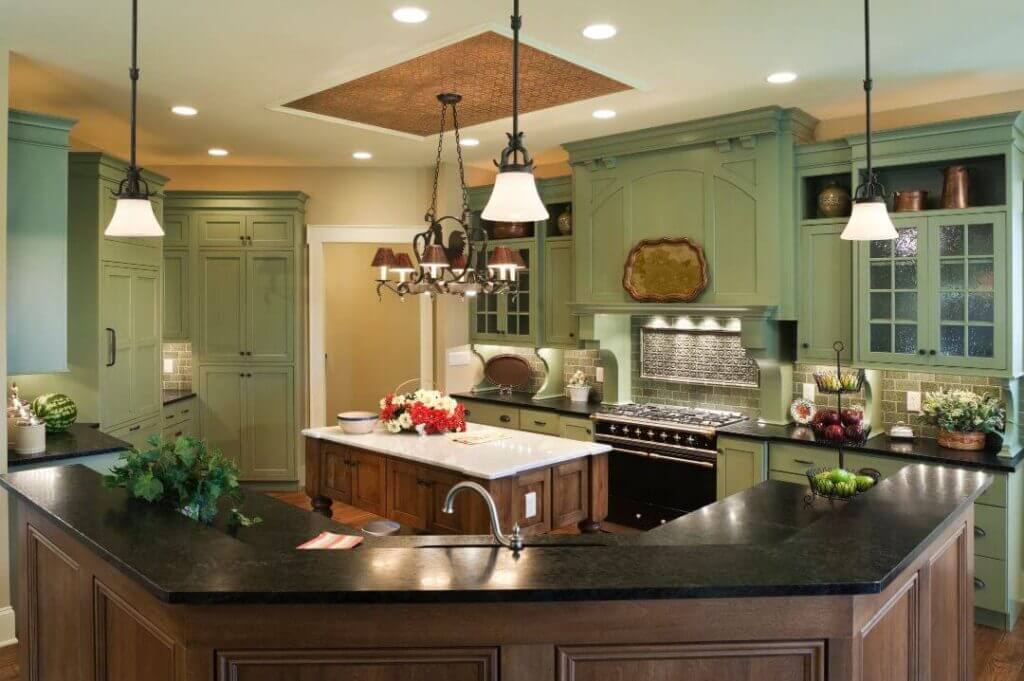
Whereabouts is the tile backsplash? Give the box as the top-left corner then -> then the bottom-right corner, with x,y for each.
564,348 -> 604,402
630,316 -> 761,418
162,342 -> 193,391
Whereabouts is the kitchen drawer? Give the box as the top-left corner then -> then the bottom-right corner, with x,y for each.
559,416 -> 594,442
769,444 -> 839,476
520,408 -> 559,435
769,470 -> 809,486
974,555 -> 1008,614
162,396 -> 197,427
973,504 -> 1007,561
162,419 -> 193,443
462,401 -> 519,430
977,473 -> 1007,508
109,414 -> 162,452
841,452 -> 909,479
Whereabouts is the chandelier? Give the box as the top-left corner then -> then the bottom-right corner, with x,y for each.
371,93 -> 523,300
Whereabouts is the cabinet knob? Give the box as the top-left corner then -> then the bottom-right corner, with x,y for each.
174,431 -> 183,438
128,425 -> 141,432
929,349 -> 937,356
569,333 -> 575,338
801,342 -> 810,349
975,526 -> 987,538
239,351 -> 245,356
165,414 -> 175,420
500,415 -> 512,423
239,235 -> 245,241
918,349 -> 926,355
975,577 -> 987,590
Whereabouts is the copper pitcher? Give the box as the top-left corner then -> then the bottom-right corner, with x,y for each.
940,165 -> 969,209
892,190 -> 927,212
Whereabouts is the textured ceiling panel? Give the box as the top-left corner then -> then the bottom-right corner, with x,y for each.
283,31 -> 631,136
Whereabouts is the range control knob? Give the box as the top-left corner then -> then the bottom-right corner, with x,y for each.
659,432 -> 669,440
622,426 -> 631,435
673,433 -> 682,442
686,435 -> 698,445
609,424 -> 618,433
646,429 -> 655,438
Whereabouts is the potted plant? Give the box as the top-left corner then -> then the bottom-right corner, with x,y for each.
104,436 -> 261,526
567,370 -> 591,403
921,388 -> 1006,451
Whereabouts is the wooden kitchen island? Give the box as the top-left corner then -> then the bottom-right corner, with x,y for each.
302,424 -> 611,534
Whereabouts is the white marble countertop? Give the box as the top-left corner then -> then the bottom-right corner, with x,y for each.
301,423 -> 611,480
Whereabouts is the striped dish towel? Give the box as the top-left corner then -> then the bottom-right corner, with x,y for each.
296,532 -> 364,550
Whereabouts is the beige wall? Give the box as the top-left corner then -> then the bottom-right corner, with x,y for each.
323,242 -> 421,418
0,45 -> 18,645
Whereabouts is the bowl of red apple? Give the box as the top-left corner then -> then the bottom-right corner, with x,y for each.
810,406 -> 870,445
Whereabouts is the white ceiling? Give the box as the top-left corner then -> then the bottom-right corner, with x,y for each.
4,0 -> 1024,169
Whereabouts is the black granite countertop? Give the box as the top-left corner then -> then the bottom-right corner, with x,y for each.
162,389 -> 197,406
0,463 -> 989,605
718,420 -> 1024,472
453,391 -> 606,417
8,424 -> 131,468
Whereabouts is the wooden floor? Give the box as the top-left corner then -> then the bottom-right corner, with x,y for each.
265,490 -> 1024,681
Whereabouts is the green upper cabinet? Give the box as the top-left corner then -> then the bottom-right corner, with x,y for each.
198,213 -> 247,247
246,213 -> 295,248
469,241 -> 538,345
246,251 -> 294,362
7,109 -> 76,375
197,250 -> 246,362
798,222 -> 852,362
162,249 -> 189,341
162,212 -> 190,247
543,239 -> 577,347
563,107 -> 815,317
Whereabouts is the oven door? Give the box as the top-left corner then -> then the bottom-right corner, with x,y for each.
606,445 -> 717,530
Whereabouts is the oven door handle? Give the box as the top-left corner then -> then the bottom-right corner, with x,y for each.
613,446 -> 650,458
646,452 -> 716,468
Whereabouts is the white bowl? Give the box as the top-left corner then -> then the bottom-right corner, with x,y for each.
337,411 -> 379,434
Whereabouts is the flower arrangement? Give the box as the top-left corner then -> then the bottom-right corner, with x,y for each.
921,388 -> 1006,451
379,389 -> 466,435
567,370 -> 591,403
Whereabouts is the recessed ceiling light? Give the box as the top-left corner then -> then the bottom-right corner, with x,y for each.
392,7 -> 428,23
207,148 -> 229,157
582,23 -> 617,40
352,151 -> 373,160
766,71 -> 798,84
459,138 -> 480,147
592,109 -> 617,119
171,105 -> 198,116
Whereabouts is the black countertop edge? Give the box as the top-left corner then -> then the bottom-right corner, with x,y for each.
718,420 -> 1024,473
162,390 -> 197,406
453,391 -> 607,417
8,423 -> 131,468
0,464 -> 990,605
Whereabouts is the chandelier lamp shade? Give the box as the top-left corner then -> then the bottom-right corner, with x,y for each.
104,0 -> 164,238
481,0 -> 549,223
371,93 -> 521,301
841,0 -> 897,242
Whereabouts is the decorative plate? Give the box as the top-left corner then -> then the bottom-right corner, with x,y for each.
622,237 -> 709,302
484,354 -> 533,392
790,398 -> 816,425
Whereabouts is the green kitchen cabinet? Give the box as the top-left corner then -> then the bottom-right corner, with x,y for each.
199,365 -> 295,481
716,436 -> 767,500
246,213 -> 295,248
197,213 -> 247,248
469,241 -> 538,346
107,414 -> 162,453
162,248 -> 189,341
197,211 -> 295,249
7,109 -> 76,375
12,153 -> 166,430
857,210 -> 1006,371
162,212 -> 190,247
543,238 -> 578,347
798,222 -> 852,362
197,250 -> 294,363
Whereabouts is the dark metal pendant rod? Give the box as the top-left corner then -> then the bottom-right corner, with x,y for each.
862,0 -> 873,189
511,0 -> 521,153
129,0 -> 139,171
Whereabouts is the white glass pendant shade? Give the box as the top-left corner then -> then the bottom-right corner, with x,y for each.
104,197 -> 164,237
482,171 -> 549,222
840,198 -> 897,241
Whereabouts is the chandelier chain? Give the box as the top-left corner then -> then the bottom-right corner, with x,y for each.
425,102 -> 448,223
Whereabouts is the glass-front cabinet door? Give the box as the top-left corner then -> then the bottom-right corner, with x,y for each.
468,242 -> 538,345
859,216 -> 930,365
928,214 -> 1005,370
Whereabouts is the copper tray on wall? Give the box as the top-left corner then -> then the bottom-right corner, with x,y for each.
622,237 -> 709,303
483,354 -> 533,392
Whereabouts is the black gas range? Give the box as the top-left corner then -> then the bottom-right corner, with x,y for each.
594,404 -> 747,530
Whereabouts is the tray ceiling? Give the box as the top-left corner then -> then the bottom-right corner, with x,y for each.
282,31 -> 632,137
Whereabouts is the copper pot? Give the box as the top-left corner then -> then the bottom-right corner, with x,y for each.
892,190 -> 927,212
492,221 -> 532,239
940,165 -> 969,209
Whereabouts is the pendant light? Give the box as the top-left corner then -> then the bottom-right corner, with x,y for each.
481,0 -> 548,222
105,0 -> 163,238
841,0 -> 896,242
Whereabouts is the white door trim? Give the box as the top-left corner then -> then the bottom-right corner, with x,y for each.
307,226 -> 432,428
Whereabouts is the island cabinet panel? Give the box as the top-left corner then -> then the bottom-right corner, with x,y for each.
858,579 -> 916,681
25,527 -> 82,681
926,527 -> 970,681
428,467 -> 492,535
557,642 -> 825,681
216,648 -> 498,681
552,458 -> 589,528
95,582 -> 176,681
321,443 -> 353,503
386,459 -> 431,530
350,449 -> 387,517
510,468 -> 552,534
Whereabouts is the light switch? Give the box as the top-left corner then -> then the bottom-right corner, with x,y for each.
595,367 -> 604,382
906,391 -> 922,413
802,382 -> 815,401
524,491 -> 537,519
448,351 -> 472,367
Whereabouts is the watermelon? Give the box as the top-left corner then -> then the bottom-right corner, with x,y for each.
30,393 -> 78,433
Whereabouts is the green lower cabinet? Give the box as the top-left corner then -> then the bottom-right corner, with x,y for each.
768,470 -> 807,485
162,249 -> 190,341
542,239 -> 578,347
798,222 -> 852,362
716,436 -> 767,500
108,414 -> 162,453
559,416 -> 594,442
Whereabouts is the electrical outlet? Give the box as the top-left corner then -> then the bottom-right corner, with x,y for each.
163,358 -> 175,373
524,492 -> 537,519
802,382 -> 816,401
595,367 -> 604,382
906,391 -> 922,413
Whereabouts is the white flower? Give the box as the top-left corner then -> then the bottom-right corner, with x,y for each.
415,423 -> 427,436
398,412 -> 413,429
385,420 -> 402,433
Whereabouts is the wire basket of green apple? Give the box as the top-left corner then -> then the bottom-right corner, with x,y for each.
806,466 -> 879,502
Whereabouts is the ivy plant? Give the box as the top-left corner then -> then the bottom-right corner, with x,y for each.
104,435 -> 261,527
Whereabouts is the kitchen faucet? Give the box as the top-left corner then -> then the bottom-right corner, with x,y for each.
442,481 -> 524,553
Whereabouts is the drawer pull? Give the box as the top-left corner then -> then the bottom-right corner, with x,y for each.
793,459 -> 815,466
974,577 -> 987,590
975,526 -> 987,538
165,414 -> 175,420
174,431 -> 183,438
500,415 -> 512,423
128,425 -> 141,432
533,420 -> 547,427
181,409 -> 190,415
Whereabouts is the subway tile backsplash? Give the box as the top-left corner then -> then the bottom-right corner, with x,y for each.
162,342 -> 193,391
